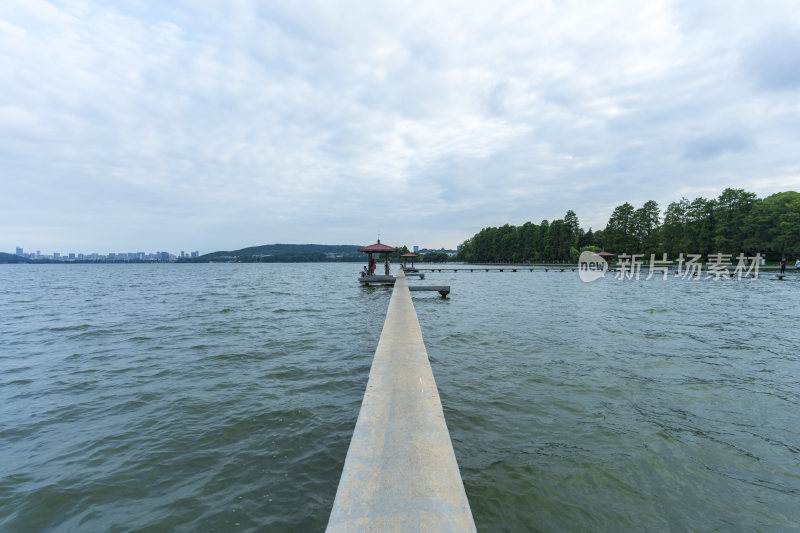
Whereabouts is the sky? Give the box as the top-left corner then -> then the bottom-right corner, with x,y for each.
2,0 -> 799,254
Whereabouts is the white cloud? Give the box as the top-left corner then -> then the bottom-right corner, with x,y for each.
1,0 -> 799,252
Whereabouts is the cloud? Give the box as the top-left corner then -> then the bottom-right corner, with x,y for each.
742,24 -> 800,91
1,0 -> 799,252
683,133 -> 752,161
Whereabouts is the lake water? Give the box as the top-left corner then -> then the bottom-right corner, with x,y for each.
1,263 -> 798,531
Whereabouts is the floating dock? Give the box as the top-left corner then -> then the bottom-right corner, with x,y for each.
328,270 -> 474,531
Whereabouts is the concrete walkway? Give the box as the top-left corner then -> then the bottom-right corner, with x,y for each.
327,270 -> 475,532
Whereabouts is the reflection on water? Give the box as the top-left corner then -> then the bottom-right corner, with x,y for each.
1,264 -> 799,531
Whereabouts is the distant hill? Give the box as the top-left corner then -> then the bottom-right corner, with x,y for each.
0,252 -> 30,263
179,243 -> 366,263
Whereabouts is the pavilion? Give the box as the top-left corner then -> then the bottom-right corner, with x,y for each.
358,240 -> 397,283
400,253 -> 418,271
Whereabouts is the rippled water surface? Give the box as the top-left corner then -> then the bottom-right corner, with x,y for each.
2,264 -> 799,531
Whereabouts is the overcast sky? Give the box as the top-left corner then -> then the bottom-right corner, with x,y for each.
2,0 -> 799,254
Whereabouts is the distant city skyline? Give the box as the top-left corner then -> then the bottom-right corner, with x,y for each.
11,246 -> 199,262
2,1 -> 799,252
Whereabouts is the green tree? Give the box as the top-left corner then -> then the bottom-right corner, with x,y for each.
423,251 -> 450,263
604,202 -> 636,253
535,220 -> 549,261
593,229 -> 605,250
633,200 -> 660,255
454,188 -> 797,264
744,191 -> 800,258
492,224 -> 515,262
456,238 -> 472,262
542,219 -> 571,261
520,222 -> 539,262
779,195 -> 800,256
661,198 -> 689,257
714,188 -> 757,254
564,210 -> 580,249
389,245 -> 410,261
684,197 -> 715,255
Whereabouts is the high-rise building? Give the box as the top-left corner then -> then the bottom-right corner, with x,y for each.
413,245 -> 419,253
15,246 -> 23,256
191,251 -> 199,258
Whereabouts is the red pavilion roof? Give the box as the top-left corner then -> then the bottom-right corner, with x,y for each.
358,240 -> 397,253
401,253 -> 417,257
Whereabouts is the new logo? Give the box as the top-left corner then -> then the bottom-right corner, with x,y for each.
578,251 -> 607,282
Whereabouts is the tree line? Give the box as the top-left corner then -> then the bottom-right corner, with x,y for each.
387,246 -> 450,263
456,189 -> 800,263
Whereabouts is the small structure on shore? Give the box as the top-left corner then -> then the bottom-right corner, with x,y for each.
400,252 -> 418,272
358,240 -> 397,284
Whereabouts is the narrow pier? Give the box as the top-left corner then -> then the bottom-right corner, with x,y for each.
328,270 -> 475,532
414,266 -> 577,272
408,285 -> 450,297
